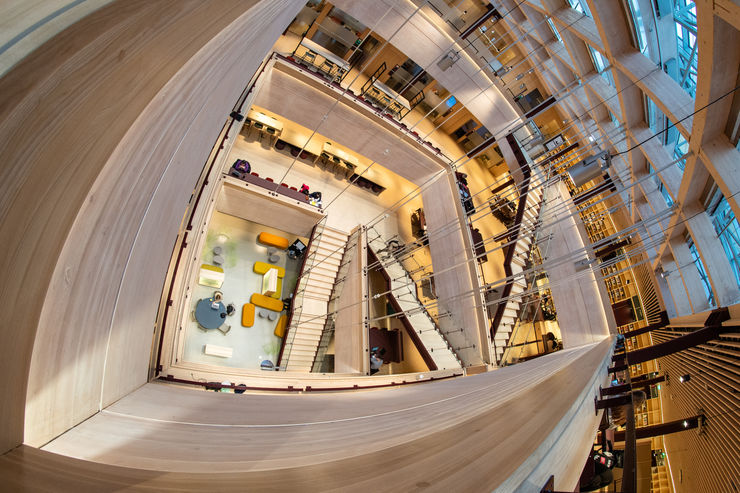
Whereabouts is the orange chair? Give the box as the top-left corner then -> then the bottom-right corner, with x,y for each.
257,232 -> 289,250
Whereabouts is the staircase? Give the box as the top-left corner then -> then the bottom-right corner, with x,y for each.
312,229 -> 359,372
281,224 -> 349,372
492,187 -> 544,363
367,233 -> 462,371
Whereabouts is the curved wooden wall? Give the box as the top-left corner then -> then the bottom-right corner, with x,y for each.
0,340 -> 611,491
0,0 -> 304,452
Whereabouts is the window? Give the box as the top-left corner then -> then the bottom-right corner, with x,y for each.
687,236 -> 715,306
711,197 -> 740,289
546,18 -> 562,43
672,1 -> 698,97
626,0 -> 649,55
644,95 -> 687,172
644,96 -> 666,135
588,46 -> 614,87
648,164 -> 673,207
567,0 -> 591,17
673,133 -> 689,171
609,111 -> 620,128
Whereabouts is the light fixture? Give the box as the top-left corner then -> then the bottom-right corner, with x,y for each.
679,374 -> 691,383
567,150 -> 612,187
683,420 -> 689,428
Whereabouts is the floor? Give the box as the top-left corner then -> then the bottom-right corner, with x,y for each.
228,125 -> 422,241
181,211 -> 302,370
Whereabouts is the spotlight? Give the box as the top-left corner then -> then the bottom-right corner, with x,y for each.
683,420 -> 689,428
679,374 -> 691,383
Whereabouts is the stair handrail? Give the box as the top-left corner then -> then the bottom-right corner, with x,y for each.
366,231 -> 465,368
495,160 -> 559,365
311,229 -> 360,372
490,162 -> 532,339
277,218 -> 327,369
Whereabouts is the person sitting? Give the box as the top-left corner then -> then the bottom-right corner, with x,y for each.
299,184 -> 310,195
230,159 -> 250,179
369,347 -> 385,375
308,191 -> 322,207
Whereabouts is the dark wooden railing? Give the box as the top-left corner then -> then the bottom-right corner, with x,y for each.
275,222 -> 320,367
490,134 -> 532,341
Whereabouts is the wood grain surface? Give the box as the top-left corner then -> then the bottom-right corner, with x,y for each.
22,339 -> 611,491
0,0 -> 303,452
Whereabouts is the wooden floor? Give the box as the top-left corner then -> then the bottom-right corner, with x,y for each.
13,339 -> 614,491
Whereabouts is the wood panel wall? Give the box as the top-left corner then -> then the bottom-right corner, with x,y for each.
331,0 -> 521,138
253,65 -> 443,185
539,181 -> 615,347
216,179 -> 323,238
421,172 -> 491,365
333,227 -> 369,373
0,0 -> 304,452
0,0 -> 114,77
0,339 -> 613,491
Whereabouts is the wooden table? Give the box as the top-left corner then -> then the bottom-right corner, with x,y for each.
278,125 -> 323,157
247,110 -> 283,144
322,141 -> 359,168
295,37 -> 350,82
367,80 -> 411,117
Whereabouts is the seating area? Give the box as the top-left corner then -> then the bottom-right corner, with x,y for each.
236,108 -> 388,197
181,212 -> 304,370
228,159 -> 324,207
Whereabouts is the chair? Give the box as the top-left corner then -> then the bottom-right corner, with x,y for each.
217,324 -> 231,335
253,121 -> 264,142
275,140 -> 286,150
265,177 -> 273,182
265,127 -> 276,144
290,146 -> 300,157
299,150 -> 310,160
301,51 -> 316,66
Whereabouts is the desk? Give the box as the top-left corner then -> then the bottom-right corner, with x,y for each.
279,126 -> 323,156
322,141 -> 359,167
295,38 -> 350,82
366,80 -> 411,117
195,298 -> 227,330
247,110 -> 283,144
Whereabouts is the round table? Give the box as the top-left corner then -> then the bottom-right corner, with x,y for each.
195,298 -> 227,329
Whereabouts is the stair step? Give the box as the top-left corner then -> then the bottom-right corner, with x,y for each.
319,227 -> 349,243
314,243 -> 345,258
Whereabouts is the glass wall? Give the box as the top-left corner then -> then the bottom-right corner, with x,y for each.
567,0 -> 591,17
547,18 -> 562,43
711,197 -> 740,289
626,0 -> 649,55
672,0 -> 698,97
588,46 -> 614,87
687,236 -> 715,306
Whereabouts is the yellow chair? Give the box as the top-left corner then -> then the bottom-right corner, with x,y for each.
198,264 -> 224,288
253,261 -> 285,278
274,314 -> 288,338
251,293 -> 283,312
241,303 -> 255,327
257,232 -> 289,250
